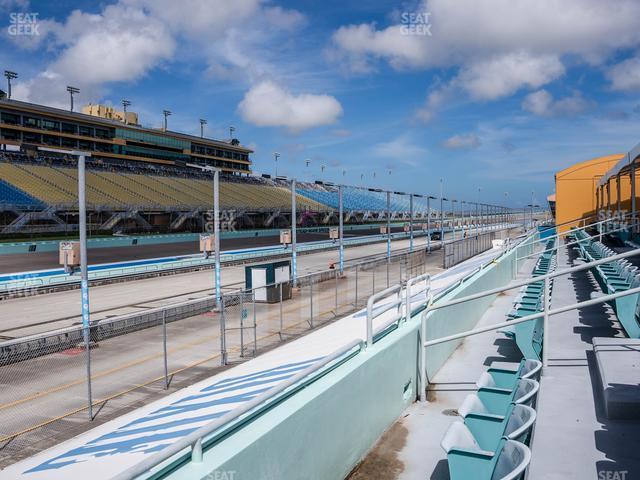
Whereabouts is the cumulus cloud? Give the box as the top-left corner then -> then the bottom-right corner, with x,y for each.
10,0 -> 306,106
607,57 -> 640,91
331,0 -> 640,72
238,80 -> 343,131
522,89 -> 590,117
332,0 -> 640,119
442,133 -> 481,150
370,134 -> 427,166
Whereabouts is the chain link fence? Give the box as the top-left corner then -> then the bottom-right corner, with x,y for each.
442,230 -> 497,268
0,246 -> 436,468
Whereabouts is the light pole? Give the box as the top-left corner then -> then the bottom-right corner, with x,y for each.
200,119 -> 207,138
187,163 -> 221,306
387,190 -> 392,260
162,109 -> 171,131
439,178 -> 445,244
121,99 -> 131,124
451,199 -> 457,240
305,158 -> 311,181
229,126 -> 235,139
4,70 -> 17,99
40,146 -> 93,419
427,195 -> 436,252
291,178 -> 297,287
67,85 -> 80,112
409,193 -> 414,252
339,184 -> 344,274
273,152 -> 280,177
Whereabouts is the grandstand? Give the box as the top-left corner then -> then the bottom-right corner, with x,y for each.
0,152 -> 440,235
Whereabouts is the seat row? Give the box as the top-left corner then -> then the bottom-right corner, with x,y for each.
441,359 -> 542,479
500,238 -> 557,360
570,229 -> 640,338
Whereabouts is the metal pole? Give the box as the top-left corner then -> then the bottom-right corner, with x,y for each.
309,279 -> 314,328
631,164 -> 636,234
451,199 -> 455,240
279,282 -> 283,338
240,292 -> 245,358
162,309 -> 168,389
78,154 -> 93,421
617,174 -> 621,217
339,185 -> 344,274
219,296 -> 226,365
355,265 -> 359,306
292,179 -> 297,287
427,197 -> 431,253
387,191 -> 391,260
335,269 -> 339,315
543,274 -> 550,369
214,170 -> 221,307
409,193 -> 414,252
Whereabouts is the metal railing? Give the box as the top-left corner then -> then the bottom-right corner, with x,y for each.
419,240 -> 640,403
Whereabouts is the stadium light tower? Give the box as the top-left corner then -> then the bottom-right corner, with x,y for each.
229,125 -> 235,139
200,119 -> 207,138
121,99 -> 131,124
162,110 -> 171,131
273,152 -> 280,177
427,195 -> 436,253
4,70 -> 17,99
67,85 -> 79,112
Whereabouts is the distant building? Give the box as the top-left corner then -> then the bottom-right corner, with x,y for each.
0,99 -> 252,174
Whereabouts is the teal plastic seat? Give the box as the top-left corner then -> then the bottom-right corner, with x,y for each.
481,359 -> 543,389
473,378 -> 539,414
443,436 -> 531,480
442,404 -> 536,453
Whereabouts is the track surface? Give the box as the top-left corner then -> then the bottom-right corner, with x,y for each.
0,228 -> 403,274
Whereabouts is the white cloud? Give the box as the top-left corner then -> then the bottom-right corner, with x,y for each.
331,0 -> 640,72
10,0 -> 307,106
332,0 -> 640,119
607,57 -> 640,91
442,133 -> 481,150
457,53 -> 565,100
522,89 -> 590,117
238,80 -> 343,131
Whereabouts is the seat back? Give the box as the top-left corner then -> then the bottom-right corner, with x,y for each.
521,359 -> 542,379
504,404 -> 537,442
491,440 -> 532,480
513,378 -> 539,406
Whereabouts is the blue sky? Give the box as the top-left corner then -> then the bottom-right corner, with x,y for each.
1,0 -> 640,208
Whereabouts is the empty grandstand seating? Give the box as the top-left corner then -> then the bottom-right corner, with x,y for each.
0,155 -> 327,212
571,228 -> 640,338
296,184 -> 431,212
0,178 -> 42,207
500,238 -> 556,360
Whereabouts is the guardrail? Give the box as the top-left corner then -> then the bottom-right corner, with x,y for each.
419,237 -> 640,403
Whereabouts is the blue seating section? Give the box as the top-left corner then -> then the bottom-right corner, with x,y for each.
0,178 -> 42,207
296,187 -> 430,212
501,238 -> 556,360
571,229 -> 640,338
440,359 -> 541,480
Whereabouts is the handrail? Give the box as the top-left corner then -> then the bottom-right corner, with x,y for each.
406,273 -> 431,320
366,284 -> 403,347
419,241 -> 640,402
516,221 -> 632,263
113,338 -> 365,480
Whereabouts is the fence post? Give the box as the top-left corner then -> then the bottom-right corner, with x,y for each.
252,291 -> 257,356
372,263 -> 376,294
355,264 -> 359,307
219,296 -> 227,365
387,260 -> 390,288
240,293 -> 245,358
309,279 -> 314,328
162,309 -> 169,390
420,315 -> 428,403
279,282 -> 283,339
335,269 -> 339,315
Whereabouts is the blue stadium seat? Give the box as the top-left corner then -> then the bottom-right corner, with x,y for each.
0,179 -> 42,207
